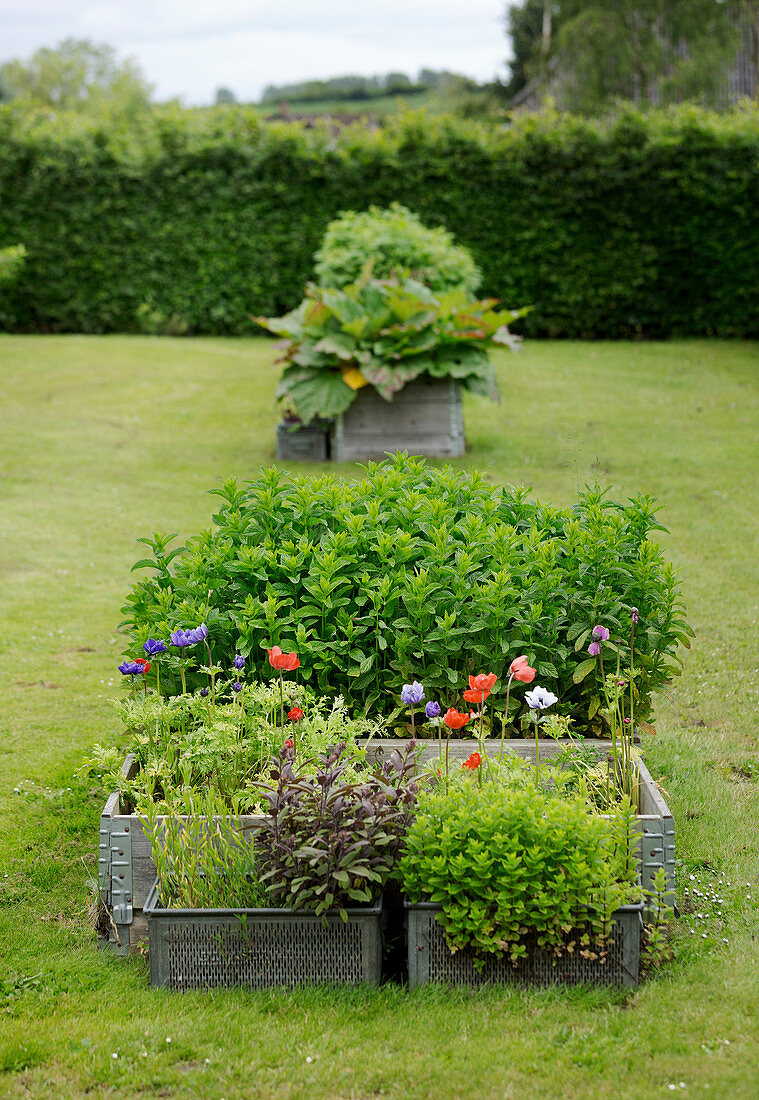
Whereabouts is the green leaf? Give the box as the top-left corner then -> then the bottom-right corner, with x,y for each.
280,370 -> 355,423
572,658 -> 598,684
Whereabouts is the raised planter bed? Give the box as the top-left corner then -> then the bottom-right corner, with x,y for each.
98,754 -> 263,956
275,419 -> 329,462
144,883 -> 383,990
406,900 -> 645,990
98,740 -> 674,954
329,378 -> 464,462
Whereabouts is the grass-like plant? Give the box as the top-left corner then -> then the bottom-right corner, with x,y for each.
122,454 -> 692,733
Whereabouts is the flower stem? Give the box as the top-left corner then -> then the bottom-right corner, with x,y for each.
499,673 -> 514,761
279,671 -> 285,743
534,712 -> 541,788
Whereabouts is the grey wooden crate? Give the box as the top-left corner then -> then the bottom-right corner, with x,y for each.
145,883 -> 383,989
98,754 -> 263,956
406,901 -> 644,990
275,421 -> 329,462
330,378 -> 464,462
99,740 -> 674,955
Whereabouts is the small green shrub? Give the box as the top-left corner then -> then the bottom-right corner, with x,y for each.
313,202 -> 481,294
256,274 -> 525,423
399,776 -> 641,963
121,455 -> 692,732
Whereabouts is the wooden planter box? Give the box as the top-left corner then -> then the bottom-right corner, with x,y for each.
330,378 -> 465,462
406,900 -> 645,990
144,883 -> 383,990
275,420 -> 329,462
98,740 -> 674,955
98,755 -> 263,956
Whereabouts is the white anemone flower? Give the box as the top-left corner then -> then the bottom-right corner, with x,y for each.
525,686 -> 558,710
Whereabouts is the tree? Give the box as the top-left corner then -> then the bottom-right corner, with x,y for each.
503,1 -> 563,98
504,0 -> 746,110
214,87 -> 237,105
0,38 -> 153,115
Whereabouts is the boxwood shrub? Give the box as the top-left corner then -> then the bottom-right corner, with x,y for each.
121,454 -> 692,734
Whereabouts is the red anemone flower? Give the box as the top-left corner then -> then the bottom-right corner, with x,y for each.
134,657 -> 151,674
463,687 -> 490,704
469,673 -> 497,692
283,738 -> 294,749
267,645 -> 300,671
287,707 -> 304,722
462,751 -> 481,771
443,707 -> 470,730
509,655 -> 536,683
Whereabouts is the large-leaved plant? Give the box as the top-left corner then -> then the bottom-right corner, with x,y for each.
255,272 -> 526,423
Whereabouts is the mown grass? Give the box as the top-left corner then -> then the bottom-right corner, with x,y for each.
0,334 -> 757,1099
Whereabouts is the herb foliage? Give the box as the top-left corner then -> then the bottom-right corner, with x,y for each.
122,455 -> 692,733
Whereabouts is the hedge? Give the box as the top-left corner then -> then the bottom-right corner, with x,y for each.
1,103 -> 757,337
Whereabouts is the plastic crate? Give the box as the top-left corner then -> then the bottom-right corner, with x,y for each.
406,900 -> 644,990
144,883 -> 383,990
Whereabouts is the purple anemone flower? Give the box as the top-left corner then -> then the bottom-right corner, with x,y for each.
118,660 -> 144,676
170,624 -> 208,648
143,638 -> 167,656
591,625 -> 610,641
232,682 -> 242,693
233,654 -> 245,670
425,701 -> 441,719
200,687 -> 209,697
630,607 -> 640,624
587,642 -> 601,657
401,681 -> 425,706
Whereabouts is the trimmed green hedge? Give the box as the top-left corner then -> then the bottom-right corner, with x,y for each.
1,104 -> 757,337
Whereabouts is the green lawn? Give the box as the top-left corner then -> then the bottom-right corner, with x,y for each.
0,335 -> 757,1099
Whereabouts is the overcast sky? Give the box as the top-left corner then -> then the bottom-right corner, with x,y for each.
1,0 -> 511,104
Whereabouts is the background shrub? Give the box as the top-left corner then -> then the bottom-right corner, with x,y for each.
313,202 -> 481,293
121,454 -> 692,733
0,104 -> 757,336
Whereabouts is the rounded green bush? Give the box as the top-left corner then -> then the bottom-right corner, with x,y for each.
121,454 -> 692,732
313,202 -> 481,294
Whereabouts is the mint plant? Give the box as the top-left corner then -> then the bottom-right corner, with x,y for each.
122,455 -> 692,732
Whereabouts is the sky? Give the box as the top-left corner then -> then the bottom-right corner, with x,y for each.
0,0 -> 511,105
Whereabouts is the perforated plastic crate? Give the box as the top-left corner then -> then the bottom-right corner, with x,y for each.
406,900 -> 644,990
144,883 -> 383,990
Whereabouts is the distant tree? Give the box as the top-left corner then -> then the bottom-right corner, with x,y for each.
0,38 -> 153,114
504,0 -> 746,110
384,72 -> 413,93
214,86 -> 237,105
503,1 -> 563,98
